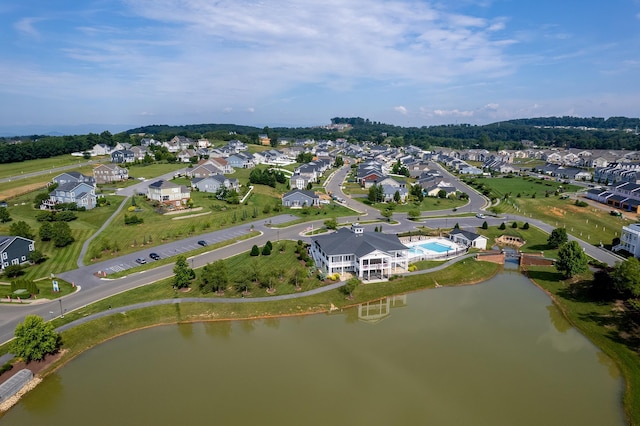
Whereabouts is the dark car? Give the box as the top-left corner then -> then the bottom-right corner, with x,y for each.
149,253 -> 161,260
135,257 -> 147,265
197,240 -> 208,247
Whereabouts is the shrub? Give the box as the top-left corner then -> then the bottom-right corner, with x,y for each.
0,362 -> 13,375
523,222 -> 530,230
512,222 -> 518,228
499,222 -> 506,230
261,245 -> 271,256
250,245 -> 260,256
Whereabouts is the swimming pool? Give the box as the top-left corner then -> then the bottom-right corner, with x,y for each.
417,241 -> 452,253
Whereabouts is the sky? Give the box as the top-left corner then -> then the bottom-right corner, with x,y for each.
1,0 -> 640,135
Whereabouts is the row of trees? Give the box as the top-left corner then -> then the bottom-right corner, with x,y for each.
248,168 -> 287,188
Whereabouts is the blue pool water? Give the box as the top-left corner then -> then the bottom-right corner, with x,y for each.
417,241 -> 452,253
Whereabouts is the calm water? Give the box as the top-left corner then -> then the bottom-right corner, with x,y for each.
0,268 -> 625,425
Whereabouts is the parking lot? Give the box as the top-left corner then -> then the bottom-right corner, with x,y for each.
100,227 -> 251,275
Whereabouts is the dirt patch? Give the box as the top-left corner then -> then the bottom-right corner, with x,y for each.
0,350 -> 65,386
0,182 -> 48,200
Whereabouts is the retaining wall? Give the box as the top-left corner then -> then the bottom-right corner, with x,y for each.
0,369 -> 32,403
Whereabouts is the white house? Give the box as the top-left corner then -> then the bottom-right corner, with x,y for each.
448,229 -> 487,250
615,223 -> 640,257
310,224 -> 409,281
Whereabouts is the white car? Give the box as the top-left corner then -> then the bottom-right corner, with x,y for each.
476,213 -> 486,219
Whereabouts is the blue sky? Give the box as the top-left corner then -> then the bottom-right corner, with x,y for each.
1,0 -> 640,134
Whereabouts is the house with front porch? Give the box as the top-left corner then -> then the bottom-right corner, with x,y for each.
310,224 -> 409,281
42,182 -> 97,210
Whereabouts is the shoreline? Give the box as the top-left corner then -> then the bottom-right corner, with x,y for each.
2,262 -> 632,425
0,260 -> 502,414
521,266 -> 633,425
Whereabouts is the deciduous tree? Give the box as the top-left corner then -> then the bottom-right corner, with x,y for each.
611,257 -> 640,298
547,228 -> 568,248
11,315 -> 61,362
555,241 -> 589,278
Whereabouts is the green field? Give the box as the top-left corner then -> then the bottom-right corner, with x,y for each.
0,155 -> 106,180
462,175 -> 581,200
466,176 -> 620,247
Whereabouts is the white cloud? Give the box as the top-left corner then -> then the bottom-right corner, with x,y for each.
432,109 -> 475,117
394,106 -> 408,115
14,17 -> 43,38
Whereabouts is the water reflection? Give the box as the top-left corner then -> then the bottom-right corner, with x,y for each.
2,269 -> 625,426
357,295 -> 408,325
546,304 -> 572,333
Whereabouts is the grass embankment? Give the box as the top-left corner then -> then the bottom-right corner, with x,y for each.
525,266 -> 640,425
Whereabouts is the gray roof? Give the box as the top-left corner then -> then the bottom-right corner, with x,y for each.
449,229 -> 485,241
312,228 -> 407,257
283,189 -> 318,199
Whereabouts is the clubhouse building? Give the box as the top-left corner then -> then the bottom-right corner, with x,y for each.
310,224 -> 409,281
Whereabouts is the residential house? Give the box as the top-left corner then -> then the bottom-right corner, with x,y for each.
111,149 -> 135,164
112,142 -> 132,152
614,223 -> 640,257
176,149 -> 197,163
91,143 -> 111,156
381,185 -> 408,202
93,164 -> 129,184
147,180 -> 191,207
42,182 -> 97,210
310,224 -> 409,281
0,236 -> 35,271
448,229 -> 488,250
281,189 -> 320,208
290,173 -> 312,190
53,172 -> 95,187
258,134 -> 271,146
227,152 -> 255,169
191,175 -> 239,193
185,163 -> 224,179
208,157 -> 233,174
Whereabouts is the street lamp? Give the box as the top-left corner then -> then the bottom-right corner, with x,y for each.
59,299 -> 64,318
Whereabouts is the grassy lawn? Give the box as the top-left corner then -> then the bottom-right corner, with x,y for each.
0,155 -> 106,180
466,176 -> 620,247
463,175 -> 581,200
0,277 -> 75,301
0,165 -> 98,201
477,222 -> 562,258
524,266 -> 640,426
411,260 -> 446,270
0,194 -> 123,279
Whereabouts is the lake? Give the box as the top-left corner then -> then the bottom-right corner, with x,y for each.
0,267 -> 625,425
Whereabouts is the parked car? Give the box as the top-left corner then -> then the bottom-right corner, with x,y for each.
135,258 -> 147,264
149,253 -> 161,260
476,213 -> 486,219
197,240 -> 208,247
